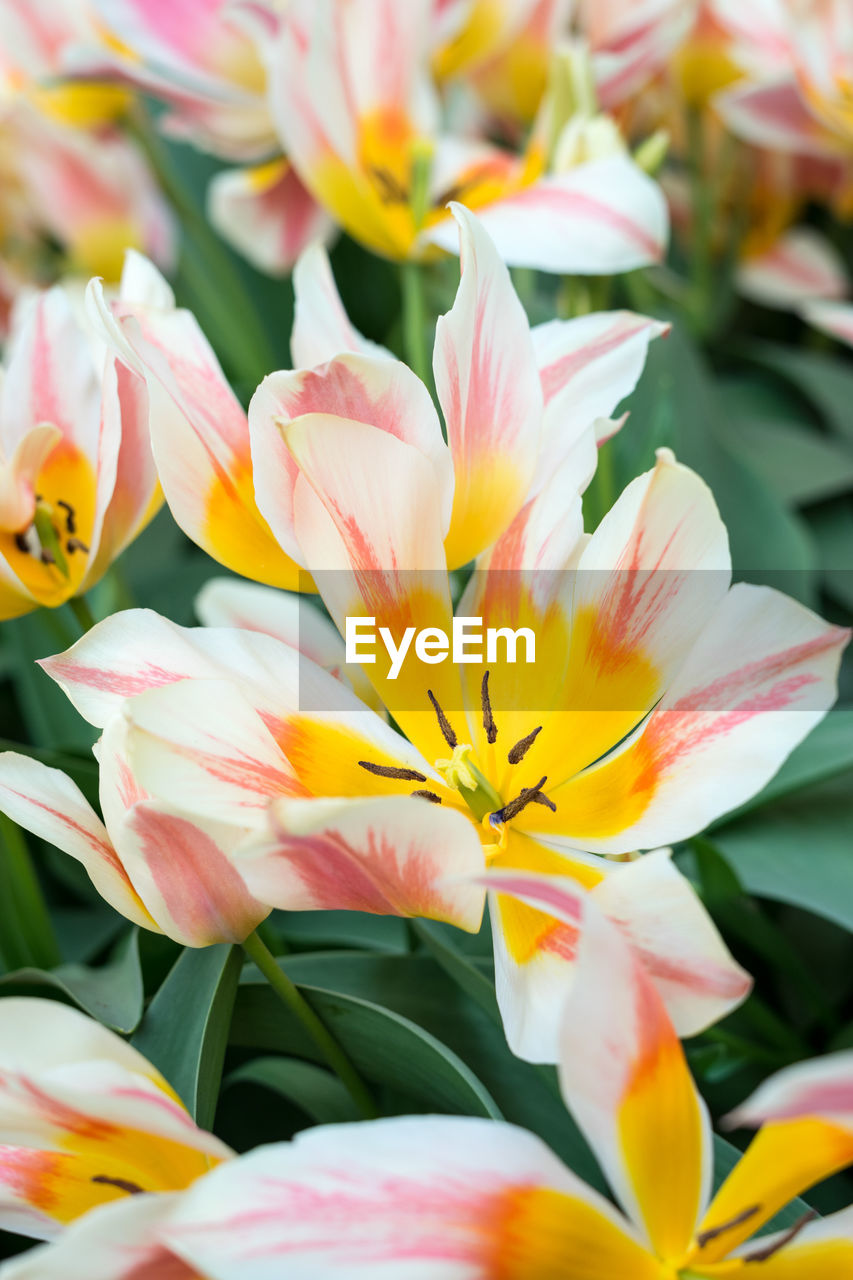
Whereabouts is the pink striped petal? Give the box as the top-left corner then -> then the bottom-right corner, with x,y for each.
530,311 -> 668,485
249,353 -> 452,565
0,753 -> 155,931
208,160 -> 335,276
0,1194 -> 194,1279
163,1116 -> 652,1279
291,241 -> 391,367
476,848 -> 749,1063
726,1051 -> 853,1134
238,794 -> 485,930
715,76 -> 847,158
434,204 -> 543,568
557,897 -> 713,1257
549,581 -> 850,852
425,157 -> 668,273
120,677 -> 302,828
40,608 -> 303,729
802,299 -> 853,347
737,227 -> 848,308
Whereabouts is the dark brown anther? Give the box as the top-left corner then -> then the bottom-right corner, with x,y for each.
57,499 -> 76,534
14,533 -> 29,553
91,1175 -> 144,1195
358,761 -> 427,783
531,790 -> 556,812
742,1211 -> 817,1263
507,725 -> 541,765
411,789 -> 442,804
695,1205 -> 762,1250
427,690 -> 457,749
40,548 -> 56,565
492,776 -> 550,824
481,670 -> 498,744
66,537 -> 89,555
368,166 -> 409,204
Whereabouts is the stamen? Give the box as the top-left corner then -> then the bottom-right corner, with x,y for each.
57,499 -> 76,534
695,1205 -> 761,1250
481,671 -> 497,744
66,536 -> 89,555
428,690 -> 457,749
91,1175 -> 144,1195
14,532 -> 28,553
508,725 -> 541,764
40,547 -> 56,565
491,776 -> 551,825
742,1211 -> 817,1263
358,761 -> 427,783
368,166 -> 409,204
532,790 -> 556,812
412,789 -> 442,804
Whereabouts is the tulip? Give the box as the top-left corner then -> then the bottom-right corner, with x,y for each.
73,0 -> 334,274
802,298 -> 853,346
44,208 -> 849,1062
0,272 -> 161,621
87,253 -> 303,590
39,894 -> 846,1279
262,0 -> 668,270
0,997 -> 230,1241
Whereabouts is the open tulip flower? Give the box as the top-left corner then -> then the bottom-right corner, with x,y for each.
0,268 -> 162,620
262,0 -> 668,269
0,998 -> 231,1241
14,897 -> 849,1280
21,205 -> 847,1061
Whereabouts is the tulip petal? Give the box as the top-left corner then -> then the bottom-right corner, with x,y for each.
290,241 -> 392,368
0,752 -> 155,931
120,677 -> 301,826
530,311 -> 669,486
208,159 -> 334,276
733,1207 -> 853,1277
737,227 -> 848,309
425,157 -> 669,273
802,299 -> 853,347
238,793 -> 485,931
433,204 -> 543,568
40,608 -> 304,729
726,1050 -> 853,1134
90,271 -> 300,588
0,1193 -> 193,1279
715,76 -> 846,158
479,846 -> 749,1063
527,581 -> 849,851
557,899 -> 712,1259
163,1117 -> 661,1279
249,353 -> 452,565
694,1121 -> 853,1265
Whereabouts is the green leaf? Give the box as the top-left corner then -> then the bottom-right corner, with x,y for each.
0,929 -> 143,1033
234,952 -> 605,1191
235,953 -> 502,1122
811,500 -> 853,611
132,943 -> 242,1127
708,776 -> 853,932
740,342 -> 853,443
412,920 -> 500,1022
225,1057 -> 361,1125
615,324 -> 818,603
714,416 -> 853,506
278,909 -> 408,953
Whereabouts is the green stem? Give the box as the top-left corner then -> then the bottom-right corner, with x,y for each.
69,594 -> 97,634
400,259 -> 430,386
242,930 -> 377,1119
0,814 -> 61,970
686,108 -> 715,339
